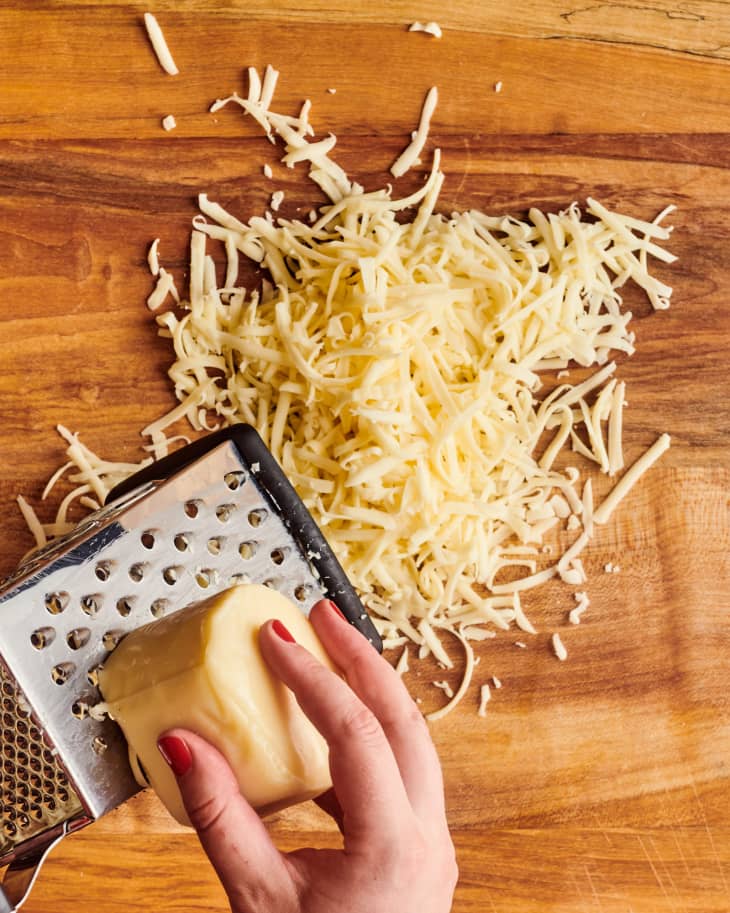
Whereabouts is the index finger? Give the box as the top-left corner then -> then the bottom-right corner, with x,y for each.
308,599 -> 446,824
258,619 -> 413,845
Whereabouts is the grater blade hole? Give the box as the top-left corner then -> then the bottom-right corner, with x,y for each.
224,470 -> 247,490
216,503 -> 236,523
71,701 -> 89,720
174,532 -> 191,552
184,500 -> 202,519
30,627 -> 55,650
238,541 -> 258,560
86,665 -> 103,687
102,630 -> 124,651
92,737 -> 108,756
44,591 -> 69,615
263,578 -> 282,590
51,663 -> 75,686
116,596 -> 135,617
81,595 -> 102,617
66,628 -> 91,651
95,561 -> 113,581
230,573 -> 251,586
195,568 -> 219,589
294,584 -> 311,602
247,508 -> 268,528
207,536 -> 224,556
29,804 -> 43,821
270,547 -> 289,566
128,563 -> 146,583
163,565 -> 182,586
140,530 -> 156,550
150,599 -> 168,618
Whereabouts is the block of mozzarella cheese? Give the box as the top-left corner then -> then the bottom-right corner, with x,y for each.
98,584 -> 333,826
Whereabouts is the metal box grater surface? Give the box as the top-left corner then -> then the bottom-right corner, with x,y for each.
0,425 -> 381,911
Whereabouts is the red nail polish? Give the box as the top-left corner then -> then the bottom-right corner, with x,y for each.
327,599 -> 347,621
272,619 -> 296,643
158,735 -> 192,777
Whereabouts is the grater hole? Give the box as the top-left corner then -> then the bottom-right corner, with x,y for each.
92,737 -> 108,756
116,596 -> 135,617
30,804 -> 43,821
150,599 -> 168,619
129,563 -> 146,583
71,701 -> 89,720
195,568 -> 219,589
230,573 -> 251,586
140,530 -> 156,550
224,470 -> 247,491
238,541 -> 258,560
66,628 -> 91,651
216,503 -> 236,523
95,561 -> 113,581
51,663 -> 75,686
263,578 -> 283,591
174,532 -> 190,552
248,508 -> 268,528
207,536 -> 224,556
3,821 -> 16,839
270,547 -> 289,566
163,565 -> 182,586
294,584 -> 311,603
44,591 -> 69,615
81,595 -> 102,617
102,630 -> 123,652
184,500 -> 202,519
30,627 -> 55,650
86,665 -> 103,687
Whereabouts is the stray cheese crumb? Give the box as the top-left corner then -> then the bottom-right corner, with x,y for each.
390,86 -> 438,177
494,81 -> 503,93
515,641 -> 527,649
143,13 -> 179,76
147,238 -> 161,276
477,684 -> 491,717
552,633 -> 568,661
492,675 -> 502,689
433,679 -> 454,699
409,21 -> 443,38
327,87 -> 337,95
263,163 -> 273,179
270,190 -> 285,211
569,590 -> 590,624
162,115 -> 177,131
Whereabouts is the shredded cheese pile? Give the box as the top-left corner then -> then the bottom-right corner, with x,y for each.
18,69 -> 676,718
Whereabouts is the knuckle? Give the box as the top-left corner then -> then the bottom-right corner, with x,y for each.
186,791 -> 228,835
338,701 -> 384,746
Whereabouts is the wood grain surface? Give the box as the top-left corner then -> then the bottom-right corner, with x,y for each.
1,3 -> 729,911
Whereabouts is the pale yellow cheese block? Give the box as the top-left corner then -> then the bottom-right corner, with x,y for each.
98,584 -> 335,826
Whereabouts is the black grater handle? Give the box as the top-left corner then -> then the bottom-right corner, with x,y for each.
106,426 -> 382,651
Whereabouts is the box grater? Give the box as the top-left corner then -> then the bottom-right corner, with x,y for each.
0,425 -> 381,911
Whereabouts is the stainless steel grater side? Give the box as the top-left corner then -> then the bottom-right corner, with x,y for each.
0,425 -> 381,911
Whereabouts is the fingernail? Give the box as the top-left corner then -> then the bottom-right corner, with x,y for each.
157,735 -> 192,777
326,599 -> 347,622
272,619 -> 296,643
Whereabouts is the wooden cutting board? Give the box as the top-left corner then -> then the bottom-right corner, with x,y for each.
1,3 -> 729,911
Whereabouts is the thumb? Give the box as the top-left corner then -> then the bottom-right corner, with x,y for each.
157,729 -> 292,908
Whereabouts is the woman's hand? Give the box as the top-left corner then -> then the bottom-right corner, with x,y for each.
157,598 -> 458,913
